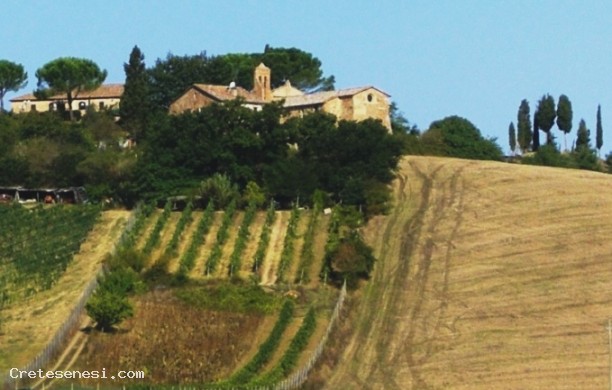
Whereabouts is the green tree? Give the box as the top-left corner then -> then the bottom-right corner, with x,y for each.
535,94 -> 556,145
86,289 -> 133,332
199,173 -> 239,209
576,119 -> 590,150
242,181 -> 266,208
325,231 -> 376,289
35,57 -> 107,121
423,116 -> 503,161
556,94 -> 573,151
148,52 -> 210,110
533,108 -> 540,151
508,122 -> 516,155
517,99 -> 532,154
0,60 -> 28,113
258,45 -> 335,91
596,104 -> 603,155
120,45 -> 150,141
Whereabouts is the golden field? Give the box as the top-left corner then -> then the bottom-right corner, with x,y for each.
325,156 -> 612,389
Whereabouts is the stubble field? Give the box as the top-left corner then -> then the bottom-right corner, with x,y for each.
325,156 -> 612,389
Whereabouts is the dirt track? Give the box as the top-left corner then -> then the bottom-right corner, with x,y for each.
325,156 -> 612,389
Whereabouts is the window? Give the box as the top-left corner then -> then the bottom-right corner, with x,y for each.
367,93 -> 373,102
49,102 -> 56,111
78,102 -> 87,110
99,101 -> 105,110
30,104 -> 36,111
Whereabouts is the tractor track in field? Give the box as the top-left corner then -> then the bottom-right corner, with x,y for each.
325,159 -> 468,389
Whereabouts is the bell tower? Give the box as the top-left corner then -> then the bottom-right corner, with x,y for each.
253,63 -> 272,101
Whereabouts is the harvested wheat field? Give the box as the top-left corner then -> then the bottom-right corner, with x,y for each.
324,156 -> 612,390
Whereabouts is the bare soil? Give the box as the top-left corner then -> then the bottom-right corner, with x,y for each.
260,211 -> 290,285
238,211 -> 267,278
72,290 -> 266,387
323,156 -> 612,389
190,211 -> 222,278
214,213 -> 244,278
307,214 -> 330,289
167,210 -> 200,274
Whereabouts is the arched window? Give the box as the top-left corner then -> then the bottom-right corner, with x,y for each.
78,101 -> 87,110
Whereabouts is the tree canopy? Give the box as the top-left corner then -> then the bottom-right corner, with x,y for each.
508,122 -> 516,154
556,94 -> 573,150
596,104 -> 603,153
535,94 -> 556,145
576,119 -> 590,150
421,116 -> 503,161
517,99 -> 532,154
258,45 -> 335,91
0,60 -> 27,113
147,47 -> 335,110
120,46 -> 150,141
35,57 -> 107,121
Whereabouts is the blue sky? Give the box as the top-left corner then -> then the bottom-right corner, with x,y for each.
3,0 -> 612,154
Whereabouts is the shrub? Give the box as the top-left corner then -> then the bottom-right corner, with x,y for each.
86,289 -> 133,332
522,144 -> 575,168
200,173 -> 239,210
325,231 -> 376,289
422,116 -> 503,161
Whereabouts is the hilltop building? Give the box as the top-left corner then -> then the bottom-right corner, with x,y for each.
9,64 -> 392,130
169,63 -> 392,130
10,84 -> 124,114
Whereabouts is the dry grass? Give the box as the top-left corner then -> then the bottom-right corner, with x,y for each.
260,211 -> 291,285
325,156 -> 612,389
0,210 -> 129,373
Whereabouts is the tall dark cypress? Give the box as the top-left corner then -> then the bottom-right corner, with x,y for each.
596,105 -> 603,155
517,99 -> 532,153
120,45 -> 150,141
533,109 -> 540,152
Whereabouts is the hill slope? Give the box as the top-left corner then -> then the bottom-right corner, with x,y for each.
325,156 -> 612,389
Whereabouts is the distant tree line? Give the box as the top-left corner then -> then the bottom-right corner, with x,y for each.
0,46 -> 401,218
3,45 -> 611,215
508,95 -> 608,172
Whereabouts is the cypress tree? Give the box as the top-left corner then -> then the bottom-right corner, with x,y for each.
556,94 -> 573,151
508,122 -> 516,155
517,99 -> 532,154
576,119 -> 590,150
120,45 -> 150,142
533,108 -> 540,152
596,105 -> 603,155
535,94 -> 556,146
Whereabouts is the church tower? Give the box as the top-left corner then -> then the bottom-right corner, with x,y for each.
253,63 -> 272,102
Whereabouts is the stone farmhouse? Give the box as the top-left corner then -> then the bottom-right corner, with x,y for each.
9,64 -> 391,130
169,63 -> 392,130
10,84 -> 123,114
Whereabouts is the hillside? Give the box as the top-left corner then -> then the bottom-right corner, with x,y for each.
0,209 -> 129,373
324,156 -> 612,389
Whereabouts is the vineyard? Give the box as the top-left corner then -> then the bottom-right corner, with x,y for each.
0,204 -> 100,311
0,205 -> 129,380
130,200 -> 332,288
59,200 -> 337,389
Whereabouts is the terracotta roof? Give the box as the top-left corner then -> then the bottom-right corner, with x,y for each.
10,84 -> 124,102
281,86 -> 390,108
192,84 -> 266,104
